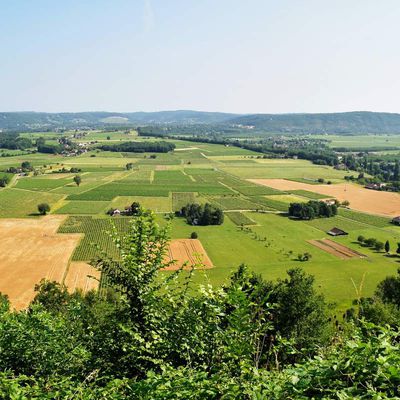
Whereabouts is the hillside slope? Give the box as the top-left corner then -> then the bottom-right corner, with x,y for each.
0,111 -> 236,131
2,110 -> 400,133
227,111 -> 400,133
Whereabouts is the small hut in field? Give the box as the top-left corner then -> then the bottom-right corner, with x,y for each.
327,227 -> 348,237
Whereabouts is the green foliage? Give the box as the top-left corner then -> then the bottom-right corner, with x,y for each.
99,141 -> 175,153
376,268 -> 400,307
289,200 -> 337,220
297,252 -> 312,262
0,175 -> 10,188
179,202 -> 224,225
0,213 -> 399,398
37,203 -> 50,215
73,174 -> 82,186
256,322 -> 400,399
0,133 -> 32,150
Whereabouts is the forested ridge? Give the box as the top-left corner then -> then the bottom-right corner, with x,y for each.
4,110 -> 400,133
0,212 -> 399,399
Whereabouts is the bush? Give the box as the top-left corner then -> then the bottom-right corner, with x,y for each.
357,235 -> 365,243
190,232 -> 198,239
297,252 -> 312,262
374,241 -> 384,252
37,203 -> 50,215
0,175 -> 10,187
364,237 -> 377,247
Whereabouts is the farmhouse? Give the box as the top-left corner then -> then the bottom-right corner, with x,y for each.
327,227 -> 348,236
392,216 -> 400,225
365,183 -> 385,190
324,199 -> 337,206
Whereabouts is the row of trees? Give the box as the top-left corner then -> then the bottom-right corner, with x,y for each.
99,141 -> 175,153
0,212 -> 398,397
288,200 -> 338,220
358,235 -> 400,254
177,202 -> 224,225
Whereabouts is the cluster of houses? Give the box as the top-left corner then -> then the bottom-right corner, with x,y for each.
109,208 -> 131,217
108,204 -> 139,217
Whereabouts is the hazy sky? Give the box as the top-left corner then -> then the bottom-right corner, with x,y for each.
2,0 -> 400,113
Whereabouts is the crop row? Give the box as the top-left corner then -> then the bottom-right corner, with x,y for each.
58,216 -> 131,261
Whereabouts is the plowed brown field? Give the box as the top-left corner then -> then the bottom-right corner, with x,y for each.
0,216 -> 81,309
308,239 -> 366,259
248,179 -> 400,217
163,239 -> 213,270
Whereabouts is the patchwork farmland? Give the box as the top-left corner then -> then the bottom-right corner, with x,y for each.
0,130 -> 399,311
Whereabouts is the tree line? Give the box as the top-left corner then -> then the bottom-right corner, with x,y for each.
99,141 -> 176,153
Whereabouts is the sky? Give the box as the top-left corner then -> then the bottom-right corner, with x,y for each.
1,0 -> 400,114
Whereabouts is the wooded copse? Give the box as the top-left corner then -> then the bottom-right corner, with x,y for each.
289,200 -> 338,220
178,202 -> 224,225
0,133 -> 32,150
0,212 -> 398,398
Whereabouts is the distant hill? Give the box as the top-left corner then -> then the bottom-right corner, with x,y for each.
2,110 -> 400,133
0,111 -> 237,131
226,111 -> 400,134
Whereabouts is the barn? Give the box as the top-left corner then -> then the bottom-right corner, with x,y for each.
392,216 -> 400,226
327,227 -> 348,236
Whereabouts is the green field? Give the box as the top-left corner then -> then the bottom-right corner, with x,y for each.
225,211 -> 256,225
58,216 -> 131,260
2,132 -> 400,311
55,201 -> 111,214
111,196 -> 172,213
0,188 -> 64,217
172,192 -> 196,211
314,134 -> 400,149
